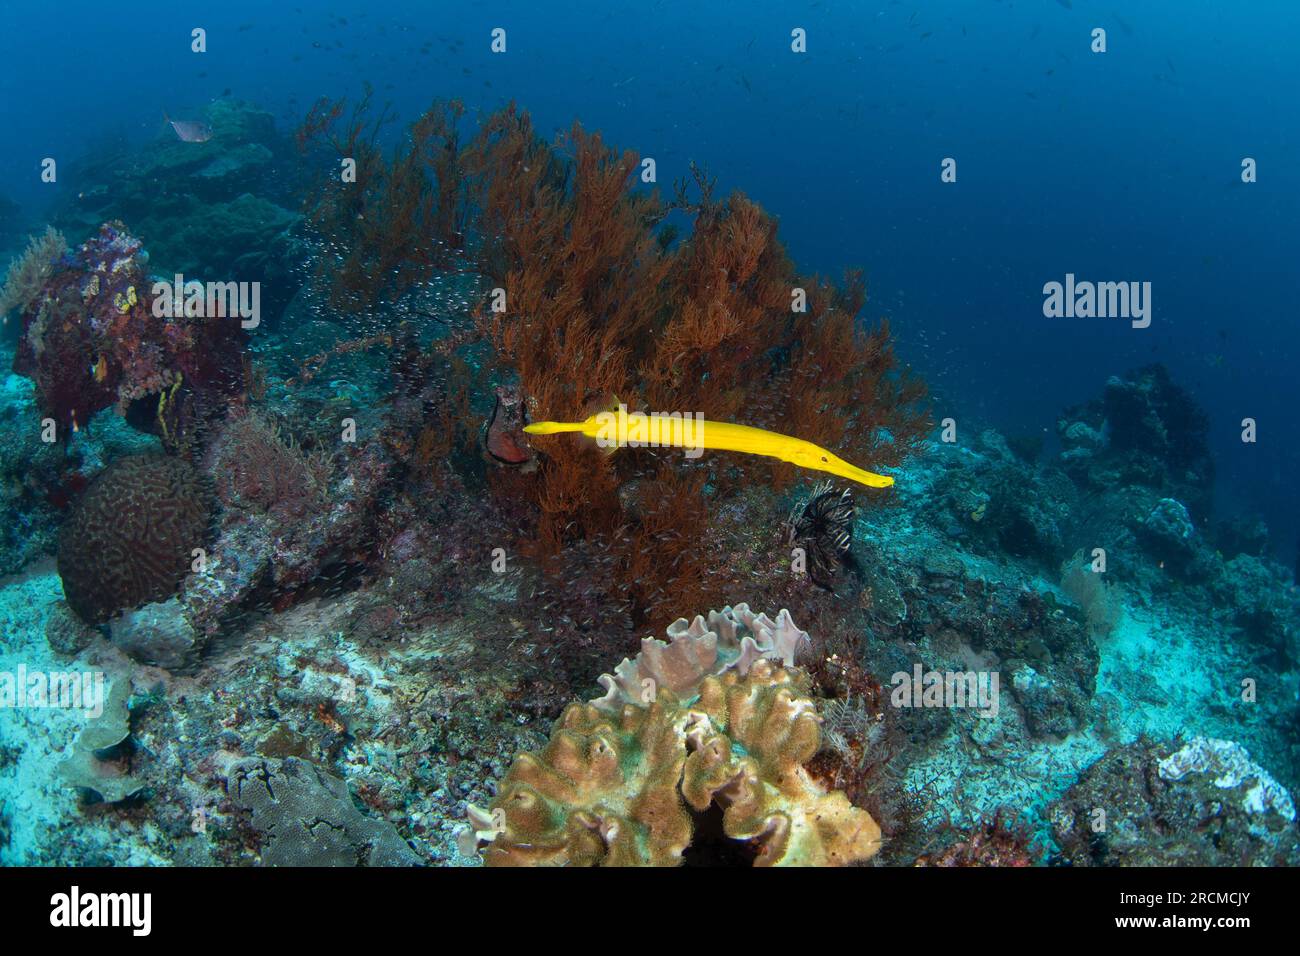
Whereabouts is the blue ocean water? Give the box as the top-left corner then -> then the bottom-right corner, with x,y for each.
2,0 -> 1295,559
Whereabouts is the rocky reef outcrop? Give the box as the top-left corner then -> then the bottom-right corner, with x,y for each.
54,99 -> 304,326
227,756 -> 419,866
10,221 -> 246,442
1049,736 -> 1299,866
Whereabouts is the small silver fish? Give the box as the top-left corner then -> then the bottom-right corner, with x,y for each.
164,112 -> 212,143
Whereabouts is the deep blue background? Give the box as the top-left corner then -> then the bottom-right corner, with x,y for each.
1,0 -> 1295,559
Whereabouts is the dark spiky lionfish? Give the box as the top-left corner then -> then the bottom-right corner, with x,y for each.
784,480 -> 860,591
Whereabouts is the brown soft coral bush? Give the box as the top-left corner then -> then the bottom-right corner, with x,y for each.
462,107 -> 927,626
301,97 -> 928,630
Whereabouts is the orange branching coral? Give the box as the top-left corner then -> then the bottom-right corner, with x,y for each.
300,97 -> 928,628
465,108 -> 669,424
459,106 -> 928,625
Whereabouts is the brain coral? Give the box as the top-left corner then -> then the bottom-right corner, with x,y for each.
57,454 -> 211,623
464,605 -> 882,866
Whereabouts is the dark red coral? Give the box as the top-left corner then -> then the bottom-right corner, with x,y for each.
57,454 -> 213,623
13,221 -> 245,443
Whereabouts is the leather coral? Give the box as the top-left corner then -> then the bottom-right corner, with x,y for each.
462,606 -> 881,866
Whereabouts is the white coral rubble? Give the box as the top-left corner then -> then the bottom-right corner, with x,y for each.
1157,736 -> 1295,823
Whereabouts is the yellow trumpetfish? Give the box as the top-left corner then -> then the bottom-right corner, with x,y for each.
523,403 -> 894,489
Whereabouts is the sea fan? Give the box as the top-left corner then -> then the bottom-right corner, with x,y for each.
0,226 -> 66,318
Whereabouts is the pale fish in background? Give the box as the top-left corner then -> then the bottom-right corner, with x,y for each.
164,112 -> 213,143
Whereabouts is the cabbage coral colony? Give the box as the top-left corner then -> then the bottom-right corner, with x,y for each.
465,606 -> 883,866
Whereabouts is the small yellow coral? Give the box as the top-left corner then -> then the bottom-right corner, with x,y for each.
114,285 -> 138,314
478,696 -> 692,866
683,663 -> 880,866
156,373 -> 183,443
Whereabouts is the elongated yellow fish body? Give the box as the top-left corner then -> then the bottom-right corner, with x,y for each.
523,405 -> 894,489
